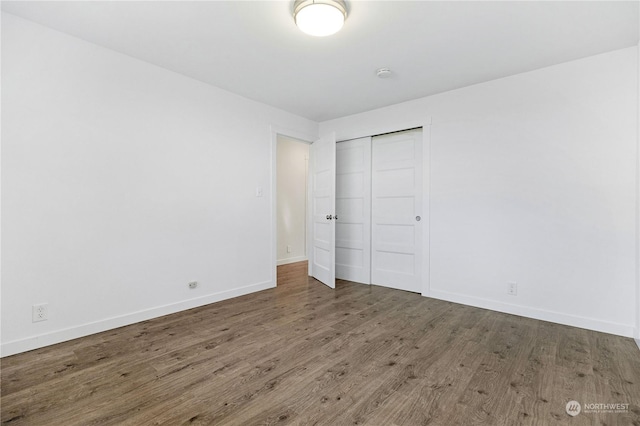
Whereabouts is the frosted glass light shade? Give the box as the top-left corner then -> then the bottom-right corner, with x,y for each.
294,0 -> 347,37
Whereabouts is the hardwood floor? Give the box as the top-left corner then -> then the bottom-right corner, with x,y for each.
2,261 -> 640,425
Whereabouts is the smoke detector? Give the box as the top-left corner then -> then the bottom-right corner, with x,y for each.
376,68 -> 392,78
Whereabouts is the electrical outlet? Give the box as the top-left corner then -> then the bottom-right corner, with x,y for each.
507,282 -> 517,296
188,281 -> 198,289
32,303 -> 48,322
287,245 -> 292,253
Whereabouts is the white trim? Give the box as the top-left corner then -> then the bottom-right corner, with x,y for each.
635,339 -> 640,352
430,289 -> 635,338
0,9 -> 3,361
1,280 -> 274,357
0,10 -> 3,360
277,256 -> 308,266
331,118 -> 429,143
270,125 -> 317,287
422,118 -> 432,297
635,40 -> 640,340
307,144 -> 313,277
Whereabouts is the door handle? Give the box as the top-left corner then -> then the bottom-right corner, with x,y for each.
416,216 -> 421,221
326,215 -> 337,220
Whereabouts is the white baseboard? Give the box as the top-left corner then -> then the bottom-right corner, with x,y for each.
428,289 -> 635,338
1,280 -> 275,357
277,256 -> 307,266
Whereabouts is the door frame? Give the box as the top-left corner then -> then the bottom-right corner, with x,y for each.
270,125 -> 316,287
321,116 -> 432,297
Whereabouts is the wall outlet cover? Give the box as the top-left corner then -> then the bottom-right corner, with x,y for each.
32,304 -> 48,322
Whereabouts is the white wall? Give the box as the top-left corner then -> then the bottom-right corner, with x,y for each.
2,12 -> 637,357
1,13 -> 317,356
276,136 -> 309,265
321,46 -> 639,337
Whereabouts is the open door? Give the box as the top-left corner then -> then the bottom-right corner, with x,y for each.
308,132 -> 336,288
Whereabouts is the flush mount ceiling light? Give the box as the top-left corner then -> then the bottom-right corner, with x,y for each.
294,0 -> 347,37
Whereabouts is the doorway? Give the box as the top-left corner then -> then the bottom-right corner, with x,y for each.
276,135 -> 310,270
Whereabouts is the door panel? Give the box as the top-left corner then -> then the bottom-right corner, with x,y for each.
335,137 -> 371,284
309,132 -> 336,288
371,129 -> 422,292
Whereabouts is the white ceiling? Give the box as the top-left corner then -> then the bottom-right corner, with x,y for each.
2,1 -> 638,122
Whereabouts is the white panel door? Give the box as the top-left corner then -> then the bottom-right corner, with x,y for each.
335,137 -> 371,284
309,132 -> 337,288
371,129 -> 422,292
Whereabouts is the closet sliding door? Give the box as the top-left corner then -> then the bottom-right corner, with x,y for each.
371,129 -> 423,293
335,137 -> 371,284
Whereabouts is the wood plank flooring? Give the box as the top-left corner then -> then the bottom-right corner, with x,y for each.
2,261 -> 640,425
